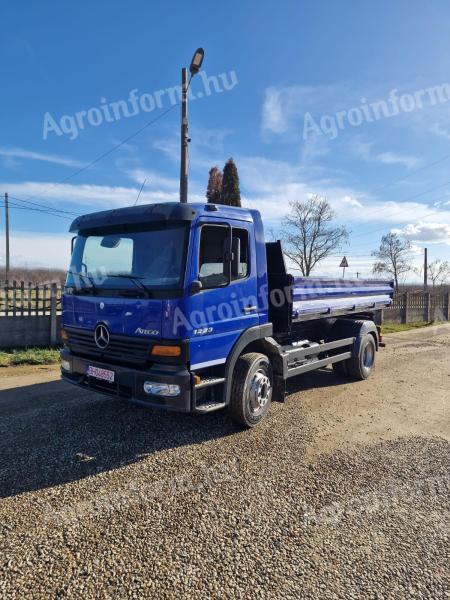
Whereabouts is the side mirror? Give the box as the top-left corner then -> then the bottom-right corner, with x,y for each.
190,280 -> 203,295
101,236 -> 121,248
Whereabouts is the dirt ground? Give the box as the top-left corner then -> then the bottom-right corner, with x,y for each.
0,324 -> 449,598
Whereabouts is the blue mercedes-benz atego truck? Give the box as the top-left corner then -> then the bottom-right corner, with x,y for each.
60,201 -> 393,427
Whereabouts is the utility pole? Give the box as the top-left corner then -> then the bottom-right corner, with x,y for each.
4,192 -> 10,281
424,247 -> 428,290
179,67 -> 189,204
179,48 -> 204,204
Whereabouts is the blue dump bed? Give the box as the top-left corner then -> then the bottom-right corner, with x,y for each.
290,278 -> 394,322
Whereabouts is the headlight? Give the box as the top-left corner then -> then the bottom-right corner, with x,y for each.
143,381 -> 180,396
61,359 -> 71,372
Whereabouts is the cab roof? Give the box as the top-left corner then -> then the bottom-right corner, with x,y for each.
69,202 -> 256,233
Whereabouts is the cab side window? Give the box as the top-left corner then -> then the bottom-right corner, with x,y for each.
199,225 -> 230,289
198,225 -> 250,289
231,228 -> 249,281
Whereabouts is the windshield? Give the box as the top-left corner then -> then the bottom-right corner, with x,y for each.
66,223 -> 189,294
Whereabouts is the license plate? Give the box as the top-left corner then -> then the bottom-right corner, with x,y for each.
86,365 -> 115,383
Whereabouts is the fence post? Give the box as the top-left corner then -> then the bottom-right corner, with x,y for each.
50,283 -> 58,346
19,281 -> 25,317
12,280 -> 17,317
447,292 -> 450,322
403,292 -> 409,324
425,292 -> 431,323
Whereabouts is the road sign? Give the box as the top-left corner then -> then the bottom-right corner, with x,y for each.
339,256 -> 349,268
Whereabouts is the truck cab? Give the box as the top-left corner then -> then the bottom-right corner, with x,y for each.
61,202 -> 392,427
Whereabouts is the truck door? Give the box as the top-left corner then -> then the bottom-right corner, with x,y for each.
188,220 -> 259,371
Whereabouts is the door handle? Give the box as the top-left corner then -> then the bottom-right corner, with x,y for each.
243,305 -> 257,314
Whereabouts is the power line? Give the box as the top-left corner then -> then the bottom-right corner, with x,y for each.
0,200 -> 72,220
8,195 -> 78,216
7,103 -> 179,211
369,151 -> 450,195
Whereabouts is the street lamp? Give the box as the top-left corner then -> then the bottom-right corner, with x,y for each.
180,48 -> 204,203
189,48 -> 204,75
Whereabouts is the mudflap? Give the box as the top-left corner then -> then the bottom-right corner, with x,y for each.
273,374 -> 286,402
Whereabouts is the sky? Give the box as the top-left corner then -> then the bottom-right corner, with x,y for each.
1,0 -> 450,280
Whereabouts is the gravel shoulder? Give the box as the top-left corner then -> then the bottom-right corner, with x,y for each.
0,325 -> 449,599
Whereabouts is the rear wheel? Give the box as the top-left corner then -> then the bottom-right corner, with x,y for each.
346,334 -> 376,380
229,352 -> 273,428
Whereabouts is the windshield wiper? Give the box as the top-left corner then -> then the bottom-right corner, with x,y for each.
70,272 -> 98,295
105,274 -> 153,298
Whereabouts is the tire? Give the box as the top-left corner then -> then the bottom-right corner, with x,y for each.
332,360 -> 348,377
229,352 -> 273,428
346,334 -> 376,380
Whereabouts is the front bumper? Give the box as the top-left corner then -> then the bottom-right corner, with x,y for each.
60,349 -> 192,412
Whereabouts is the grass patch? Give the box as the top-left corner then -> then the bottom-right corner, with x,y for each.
0,347 -> 60,367
382,321 -> 433,334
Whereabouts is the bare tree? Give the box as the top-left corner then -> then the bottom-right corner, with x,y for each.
372,232 -> 412,289
428,259 -> 450,288
281,196 -> 349,276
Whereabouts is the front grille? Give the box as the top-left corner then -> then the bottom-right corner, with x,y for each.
66,326 -> 151,367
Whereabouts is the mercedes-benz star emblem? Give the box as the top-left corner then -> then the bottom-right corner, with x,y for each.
94,324 -> 110,349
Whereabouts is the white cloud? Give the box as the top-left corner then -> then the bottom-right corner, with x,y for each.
351,140 -> 422,169
429,122 -> 450,141
1,181 -> 180,208
261,87 -> 290,134
0,147 -> 85,168
374,152 -> 423,169
234,155 -> 450,227
393,222 -> 450,245
261,84 -> 337,135
125,168 -> 179,191
0,232 -> 71,269
342,195 -> 363,208
4,153 -> 450,269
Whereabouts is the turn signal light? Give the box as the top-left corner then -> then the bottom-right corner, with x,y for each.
61,329 -> 69,343
151,345 -> 182,357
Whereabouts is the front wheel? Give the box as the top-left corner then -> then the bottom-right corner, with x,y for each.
229,352 -> 273,428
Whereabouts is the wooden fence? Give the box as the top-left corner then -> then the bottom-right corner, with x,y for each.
0,281 -> 63,317
384,291 -> 450,324
0,281 -> 63,348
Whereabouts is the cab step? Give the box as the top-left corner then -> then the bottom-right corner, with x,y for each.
195,376 -> 225,390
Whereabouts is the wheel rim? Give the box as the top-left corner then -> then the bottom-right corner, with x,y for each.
248,369 -> 272,415
363,343 -> 375,369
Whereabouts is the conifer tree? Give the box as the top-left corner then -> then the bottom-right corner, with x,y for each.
220,158 -> 241,207
206,166 -> 223,203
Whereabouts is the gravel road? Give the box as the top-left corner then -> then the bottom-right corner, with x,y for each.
0,324 -> 449,599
